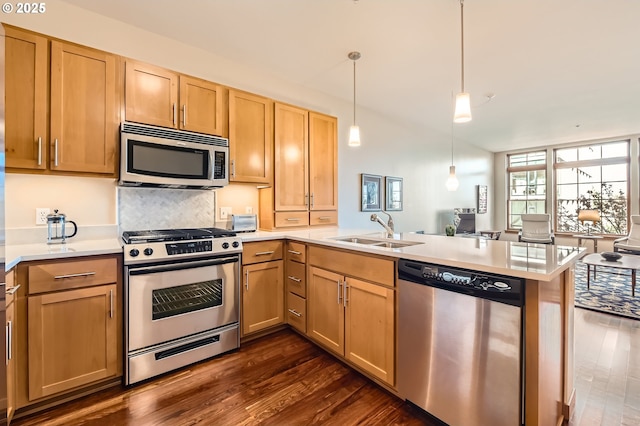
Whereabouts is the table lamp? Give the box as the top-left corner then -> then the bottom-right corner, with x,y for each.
578,209 -> 600,236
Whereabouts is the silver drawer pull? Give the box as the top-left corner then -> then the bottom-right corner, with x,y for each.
288,276 -> 301,283
54,138 -> 59,167
288,308 -> 302,317
37,137 -> 42,165
287,250 -> 302,255
54,271 -> 96,280
109,289 -> 114,318
318,216 -> 331,221
254,251 -> 275,256
286,218 -> 301,222
6,284 -> 21,295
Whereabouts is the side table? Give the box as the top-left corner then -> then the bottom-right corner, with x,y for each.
572,234 -> 603,252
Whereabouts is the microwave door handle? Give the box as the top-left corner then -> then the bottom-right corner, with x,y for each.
208,152 -> 215,179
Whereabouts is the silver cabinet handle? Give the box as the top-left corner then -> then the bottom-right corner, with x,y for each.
337,280 -> 342,305
54,271 -> 96,280
6,320 -> 12,364
310,193 -> 314,209
287,249 -> 302,255
245,270 -> 249,291
172,103 -> 177,126
288,308 -> 302,318
254,251 -> 275,256
54,138 -> 59,166
287,275 -> 301,283
37,137 -> 42,165
305,193 -> 310,208
6,284 -> 21,295
286,218 -> 301,222
343,279 -> 349,307
182,104 -> 187,126
231,159 -> 236,178
318,216 -> 331,221
109,289 -> 114,319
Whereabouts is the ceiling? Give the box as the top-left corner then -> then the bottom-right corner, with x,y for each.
61,0 -> 640,153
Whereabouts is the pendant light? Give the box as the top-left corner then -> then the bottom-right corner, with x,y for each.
453,0 -> 472,123
348,51 -> 361,147
446,123 -> 459,191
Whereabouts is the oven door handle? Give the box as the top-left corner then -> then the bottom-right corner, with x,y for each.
128,256 -> 239,275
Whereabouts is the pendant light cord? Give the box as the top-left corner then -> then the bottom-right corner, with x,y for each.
353,59 -> 357,125
460,0 -> 465,93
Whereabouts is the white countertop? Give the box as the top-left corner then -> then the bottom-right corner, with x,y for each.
5,228 -> 584,282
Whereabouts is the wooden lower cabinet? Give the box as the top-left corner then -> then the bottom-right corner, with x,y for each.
6,268 -> 18,424
307,265 -> 395,385
242,260 -> 284,336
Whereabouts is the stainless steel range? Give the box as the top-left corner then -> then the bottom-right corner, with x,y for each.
122,228 -> 242,385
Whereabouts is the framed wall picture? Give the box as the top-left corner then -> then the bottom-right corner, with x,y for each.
361,174 -> 382,211
477,185 -> 488,214
385,176 -> 403,211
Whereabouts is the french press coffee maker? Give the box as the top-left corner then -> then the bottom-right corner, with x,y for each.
47,209 -> 78,244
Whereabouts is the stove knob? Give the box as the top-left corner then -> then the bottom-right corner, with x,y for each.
129,248 -> 139,257
222,242 -> 230,249
143,248 -> 154,256
232,241 -> 240,248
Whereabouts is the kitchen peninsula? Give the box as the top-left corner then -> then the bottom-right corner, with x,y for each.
5,230 -> 581,426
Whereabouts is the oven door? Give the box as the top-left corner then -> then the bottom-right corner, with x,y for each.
126,255 -> 239,352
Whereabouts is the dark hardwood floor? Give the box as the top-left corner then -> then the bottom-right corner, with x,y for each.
13,308 -> 640,426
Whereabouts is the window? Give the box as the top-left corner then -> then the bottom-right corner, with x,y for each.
555,141 -> 629,235
507,151 -> 547,229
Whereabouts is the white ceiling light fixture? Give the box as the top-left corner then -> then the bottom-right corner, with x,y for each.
446,123 -> 459,191
453,0 -> 472,123
348,51 -> 361,147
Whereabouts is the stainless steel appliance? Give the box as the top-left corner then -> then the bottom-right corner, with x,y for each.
123,228 -> 242,385
46,209 -> 77,244
119,122 -> 229,189
227,214 -> 257,233
397,259 -> 524,426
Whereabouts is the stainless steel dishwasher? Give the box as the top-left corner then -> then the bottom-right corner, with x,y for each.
397,259 -> 524,426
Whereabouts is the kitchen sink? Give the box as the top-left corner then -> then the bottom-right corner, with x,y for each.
331,236 -> 423,249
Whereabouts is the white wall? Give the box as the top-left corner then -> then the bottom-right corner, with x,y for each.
3,0 -> 494,234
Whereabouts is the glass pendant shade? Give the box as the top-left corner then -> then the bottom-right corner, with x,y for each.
446,165 -> 459,191
348,125 -> 361,147
454,92 -> 472,123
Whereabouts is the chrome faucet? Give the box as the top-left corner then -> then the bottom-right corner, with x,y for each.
370,211 -> 395,238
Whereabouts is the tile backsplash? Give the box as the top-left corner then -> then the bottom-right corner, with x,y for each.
117,187 -> 216,232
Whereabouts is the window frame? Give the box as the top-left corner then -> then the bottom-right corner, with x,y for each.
506,151 -> 548,231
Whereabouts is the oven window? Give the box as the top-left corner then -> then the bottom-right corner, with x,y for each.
152,279 -> 223,320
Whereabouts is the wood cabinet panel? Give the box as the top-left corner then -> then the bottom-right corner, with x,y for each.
6,269 -> 17,423
286,260 -> 306,297
287,292 -> 306,334
308,246 -> 395,287
274,103 -> 308,211
310,211 -> 338,226
5,27 -> 48,170
242,260 -> 284,336
309,112 -> 338,211
28,257 -> 118,294
274,211 -> 310,228
28,284 -> 119,400
242,240 -> 283,265
125,60 -> 178,128
179,75 -> 225,136
286,241 -> 306,263
229,89 -> 273,184
307,266 -> 344,355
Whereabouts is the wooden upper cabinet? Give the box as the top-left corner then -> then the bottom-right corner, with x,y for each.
125,60 -> 178,129
50,41 -> 118,174
5,27 -> 48,170
274,103 -> 309,211
229,89 -> 273,184
179,75 -> 225,136
309,112 -> 338,211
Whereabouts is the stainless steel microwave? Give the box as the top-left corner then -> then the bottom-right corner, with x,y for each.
119,122 -> 229,189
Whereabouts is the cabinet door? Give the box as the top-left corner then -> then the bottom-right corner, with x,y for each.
229,90 -> 273,184
307,267 -> 344,355
179,75 -> 225,136
28,284 -> 118,400
242,260 -> 284,336
5,27 -> 48,170
125,60 -> 178,128
274,103 -> 308,211
6,299 -> 16,423
50,41 -> 118,174
308,112 -> 338,211
344,277 -> 395,385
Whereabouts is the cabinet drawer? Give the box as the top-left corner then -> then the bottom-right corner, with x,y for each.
308,246 -> 395,287
275,211 -> 309,228
242,240 -> 283,265
286,260 -> 306,298
287,292 -> 306,333
28,257 -> 119,294
5,268 -> 18,306
310,211 -> 338,226
286,241 -> 306,263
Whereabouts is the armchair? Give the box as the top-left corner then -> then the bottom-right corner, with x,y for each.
518,213 -> 555,244
613,215 -> 640,254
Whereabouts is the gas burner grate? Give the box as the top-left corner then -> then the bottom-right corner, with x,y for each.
152,280 -> 223,320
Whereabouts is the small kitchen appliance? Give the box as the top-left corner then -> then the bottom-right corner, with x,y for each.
46,209 -> 77,244
122,227 -> 242,385
228,214 -> 257,232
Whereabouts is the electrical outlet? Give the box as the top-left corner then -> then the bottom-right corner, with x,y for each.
36,208 -> 51,225
245,206 -> 253,214
220,207 -> 232,220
